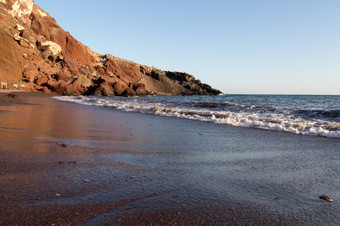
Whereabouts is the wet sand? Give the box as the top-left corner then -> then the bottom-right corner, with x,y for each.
0,92 -> 340,225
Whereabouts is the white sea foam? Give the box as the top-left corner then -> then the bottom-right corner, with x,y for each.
54,95 -> 340,139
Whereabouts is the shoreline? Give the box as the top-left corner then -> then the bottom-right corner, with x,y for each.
0,89 -> 26,93
55,94 -> 340,139
1,92 -> 340,225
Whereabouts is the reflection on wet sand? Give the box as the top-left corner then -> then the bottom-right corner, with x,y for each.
1,93 -> 340,225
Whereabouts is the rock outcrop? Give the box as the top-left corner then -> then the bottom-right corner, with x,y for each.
0,0 -> 221,96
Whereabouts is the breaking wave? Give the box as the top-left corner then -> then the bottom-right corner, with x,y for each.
54,95 -> 340,139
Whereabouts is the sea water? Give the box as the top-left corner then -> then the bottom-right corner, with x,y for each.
32,94 -> 340,224
55,94 -> 340,139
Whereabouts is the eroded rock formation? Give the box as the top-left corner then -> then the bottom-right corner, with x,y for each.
0,0 -> 221,96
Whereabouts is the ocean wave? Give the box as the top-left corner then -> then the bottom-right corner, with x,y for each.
54,96 -> 340,139
293,109 -> 340,120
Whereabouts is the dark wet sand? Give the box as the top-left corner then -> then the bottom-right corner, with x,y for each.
1,92 -> 340,225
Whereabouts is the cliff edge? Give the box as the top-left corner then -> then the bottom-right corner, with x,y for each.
0,0 -> 221,96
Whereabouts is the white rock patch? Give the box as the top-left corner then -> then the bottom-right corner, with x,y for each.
41,41 -> 62,55
16,24 -> 25,31
10,0 -> 34,19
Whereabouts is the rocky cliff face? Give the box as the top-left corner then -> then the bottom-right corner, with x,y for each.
0,0 -> 221,96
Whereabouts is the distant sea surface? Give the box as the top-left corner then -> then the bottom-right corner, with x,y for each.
55,94 -> 340,139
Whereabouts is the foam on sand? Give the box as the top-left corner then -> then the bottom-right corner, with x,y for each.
54,95 -> 340,139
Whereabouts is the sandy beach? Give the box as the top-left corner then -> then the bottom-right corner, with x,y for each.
1,92 -> 340,225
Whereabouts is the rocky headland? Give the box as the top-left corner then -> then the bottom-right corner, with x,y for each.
0,0 -> 221,96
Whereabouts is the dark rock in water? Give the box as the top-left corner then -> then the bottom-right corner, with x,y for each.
319,195 -> 333,202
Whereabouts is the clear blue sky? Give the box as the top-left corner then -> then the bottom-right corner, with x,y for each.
34,0 -> 340,95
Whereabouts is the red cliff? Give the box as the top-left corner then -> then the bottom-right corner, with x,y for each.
0,0 -> 221,96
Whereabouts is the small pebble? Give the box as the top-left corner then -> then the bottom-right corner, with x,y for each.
55,193 -> 61,197
82,179 -> 90,183
319,195 -> 333,202
6,93 -> 19,98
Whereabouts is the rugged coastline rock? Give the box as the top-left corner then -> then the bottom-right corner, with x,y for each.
0,0 -> 221,96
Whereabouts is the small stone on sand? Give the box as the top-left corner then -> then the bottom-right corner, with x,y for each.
319,195 -> 333,202
6,93 -> 19,98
